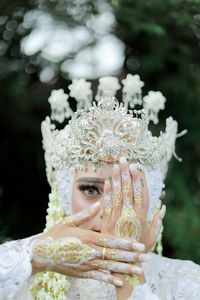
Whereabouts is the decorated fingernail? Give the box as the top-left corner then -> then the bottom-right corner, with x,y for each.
108,175 -> 112,181
160,205 -> 166,219
113,279 -> 123,286
129,164 -> 137,176
155,218 -> 162,239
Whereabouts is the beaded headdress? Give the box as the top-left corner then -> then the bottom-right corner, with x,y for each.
31,74 -> 187,298
41,74 -> 186,186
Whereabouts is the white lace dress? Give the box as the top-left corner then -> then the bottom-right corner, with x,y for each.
0,237 -> 200,300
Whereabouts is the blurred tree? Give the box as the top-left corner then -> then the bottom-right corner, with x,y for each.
112,0 -> 200,263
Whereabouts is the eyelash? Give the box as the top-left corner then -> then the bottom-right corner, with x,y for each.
78,184 -> 102,197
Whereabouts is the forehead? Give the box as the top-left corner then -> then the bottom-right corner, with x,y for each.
75,162 -> 114,181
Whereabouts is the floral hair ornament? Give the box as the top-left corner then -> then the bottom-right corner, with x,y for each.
41,74 -> 187,186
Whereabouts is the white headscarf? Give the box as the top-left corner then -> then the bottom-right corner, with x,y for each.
55,164 -> 164,222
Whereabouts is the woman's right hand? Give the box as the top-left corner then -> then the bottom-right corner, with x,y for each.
31,201 -> 146,287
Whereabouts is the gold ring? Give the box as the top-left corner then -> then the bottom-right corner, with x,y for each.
102,247 -> 106,260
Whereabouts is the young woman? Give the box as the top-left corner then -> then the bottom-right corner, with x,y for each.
0,75 -> 200,300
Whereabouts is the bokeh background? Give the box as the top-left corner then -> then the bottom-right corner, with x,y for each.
0,0 -> 200,263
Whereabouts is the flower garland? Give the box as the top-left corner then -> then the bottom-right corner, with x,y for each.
30,180 -> 70,300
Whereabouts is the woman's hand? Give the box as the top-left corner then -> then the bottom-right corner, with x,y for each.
101,157 -> 166,252
100,157 -> 166,299
31,201 -> 145,287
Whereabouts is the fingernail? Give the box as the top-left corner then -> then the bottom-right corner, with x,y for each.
160,205 -> 166,219
91,201 -> 101,210
139,254 -> 151,262
155,218 -> 162,239
132,242 -> 145,252
113,279 -> 123,286
113,164 -> 120,175
119,157 -> 127,165
129,164 -> 137,176
131,266 -> 142,274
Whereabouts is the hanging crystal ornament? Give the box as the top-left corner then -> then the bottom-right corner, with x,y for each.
143,91 -> 166,124
68,78 -> 93,110
122,74 -> 144,108
48,89 -> 73,123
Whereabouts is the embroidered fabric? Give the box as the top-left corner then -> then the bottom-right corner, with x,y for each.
2,251 -> 200,299
55,168 -> 75,215
0,236 -> 37,300
128,283 -> 160,300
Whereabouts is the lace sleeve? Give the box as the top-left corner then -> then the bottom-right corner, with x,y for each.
127,283 -> 160,300
0,235 -> 39,299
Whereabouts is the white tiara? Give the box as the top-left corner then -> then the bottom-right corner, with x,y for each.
41,74 -> 187,184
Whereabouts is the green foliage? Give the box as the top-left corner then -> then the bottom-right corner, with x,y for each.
112,0 -> 200,262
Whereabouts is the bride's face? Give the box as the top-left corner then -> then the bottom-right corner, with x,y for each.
71,162 -> 149,232
71,163 -> 113,232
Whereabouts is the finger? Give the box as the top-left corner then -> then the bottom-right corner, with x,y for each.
111,164 -> 122,222
130,165 -> 148,221
129,164 -> 143,209
87,259 -> 142,275
95,237 -> 145,252
120,157 -> 133,210
61,201 -> 101,226
78,270 -> 124,287
149,205 -> 166,249
95,246 -> 150,263
101,180 -> 112,230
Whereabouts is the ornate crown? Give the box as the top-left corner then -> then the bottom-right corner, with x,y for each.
41,74 -> 186,185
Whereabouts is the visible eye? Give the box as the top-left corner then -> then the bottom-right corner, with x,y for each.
78,184 -> 102,197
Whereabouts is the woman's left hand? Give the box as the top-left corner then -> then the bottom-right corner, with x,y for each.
100,157 -> 166,299
101,157 -> 166,253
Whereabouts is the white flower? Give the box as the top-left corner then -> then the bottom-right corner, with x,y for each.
68,79 -> 92,109
97,76 -> 120,97
143,91 -> 166,124
48,89 -> 69,113
143,91 -> 166,113
122,74 -> 144,108
122,74 -> 144,94
48,89 -> 72,123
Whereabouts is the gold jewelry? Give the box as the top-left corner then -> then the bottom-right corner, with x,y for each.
113,193 -> 121,205
102,247 -> 107,260
105,206 -> 112,216
115,209 -> 141,240
134,195 -> 142,208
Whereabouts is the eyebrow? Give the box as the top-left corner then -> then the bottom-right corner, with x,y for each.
76,177 -> 105,184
